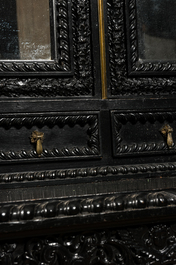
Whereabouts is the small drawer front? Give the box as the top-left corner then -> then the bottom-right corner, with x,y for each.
111,110 -> 176,157
0,112 -> 101,164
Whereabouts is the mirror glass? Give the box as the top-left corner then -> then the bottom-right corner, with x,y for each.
136,0 -> 176,61
0,0 -> 51,60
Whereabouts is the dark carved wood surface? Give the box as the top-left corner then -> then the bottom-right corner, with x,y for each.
0,107 -> 176,183
1,162 -> 176,184
1,190 -> 176,235
2,1 -> 176,263
1,222 -> 176,264
0,190 -> 173,221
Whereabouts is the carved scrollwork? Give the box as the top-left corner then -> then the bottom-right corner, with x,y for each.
1,222 -> 176,264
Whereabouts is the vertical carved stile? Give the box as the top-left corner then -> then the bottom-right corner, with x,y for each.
98,0 -> 107,99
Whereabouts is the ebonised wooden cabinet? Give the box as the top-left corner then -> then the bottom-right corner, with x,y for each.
1,0 -> 176,264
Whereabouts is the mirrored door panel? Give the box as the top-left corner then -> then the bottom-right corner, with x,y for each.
136,0 -> 176,61
0,0 -> 51,60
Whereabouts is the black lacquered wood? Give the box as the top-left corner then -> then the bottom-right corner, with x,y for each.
0,1 -> 176,264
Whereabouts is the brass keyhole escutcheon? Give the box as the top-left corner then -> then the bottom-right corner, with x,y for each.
31,131 -> 44,157
160,124 -> 174,149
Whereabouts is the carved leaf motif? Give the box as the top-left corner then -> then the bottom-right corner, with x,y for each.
2,224 -> 176,264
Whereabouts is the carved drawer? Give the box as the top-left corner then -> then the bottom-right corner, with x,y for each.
0,111 -> 101,165
111,110 -> 176,157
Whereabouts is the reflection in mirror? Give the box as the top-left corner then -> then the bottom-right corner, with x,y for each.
0,0 -> 51,60
136,0 -> 176,61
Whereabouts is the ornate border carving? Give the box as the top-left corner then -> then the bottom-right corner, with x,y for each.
112,111 -> 176,156
0,0 -> 94,97
0,0 -> 72,75
1,162 -> 176,183
1,222 -> 176,264
107,0 -> 176,96
0,113 -> 100,162
0,190 -> 176,223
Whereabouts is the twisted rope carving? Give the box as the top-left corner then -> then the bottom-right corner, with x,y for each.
0,62 -> 64,73
128,0 -> 138,71
0,115 -> 96,129
57,0 -> 70,71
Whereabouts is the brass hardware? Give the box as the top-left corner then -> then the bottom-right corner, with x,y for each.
160,124 -> 174,149
98,0 -> 107,99
31,131 -> 44,157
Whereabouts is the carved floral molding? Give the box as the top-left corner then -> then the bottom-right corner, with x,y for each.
1,222 -> 176,264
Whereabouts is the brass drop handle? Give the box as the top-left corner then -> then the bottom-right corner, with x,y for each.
31,131 -> 44,157
160,124 -> 174,149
